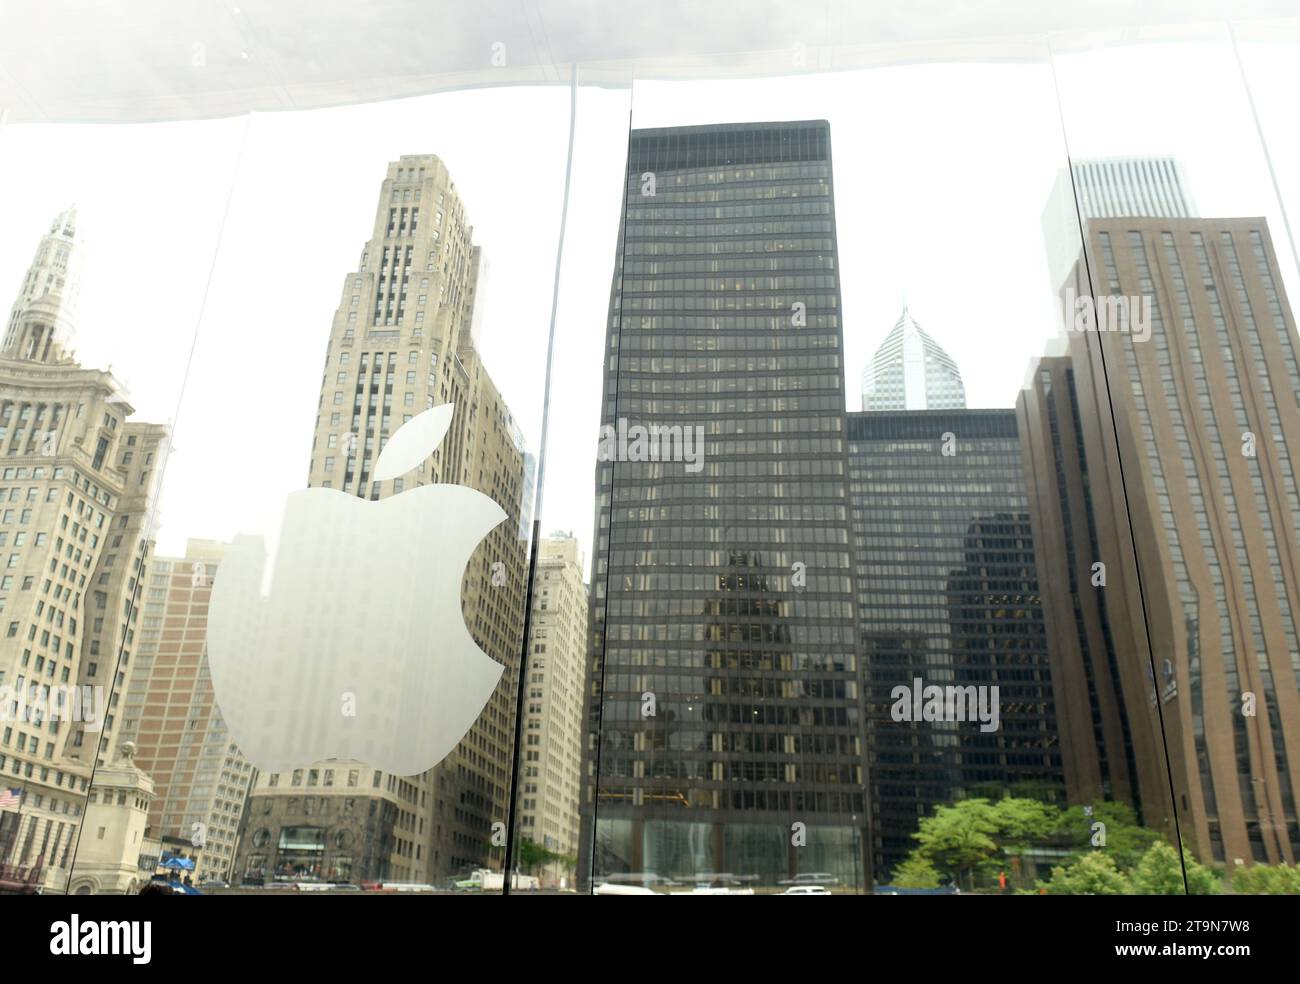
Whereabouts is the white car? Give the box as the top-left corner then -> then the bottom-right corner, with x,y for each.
780,885 -> 833,895
594,882 -> 660,895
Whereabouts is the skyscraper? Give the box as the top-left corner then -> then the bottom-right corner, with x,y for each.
1016,356 -> 1158,815
860,306 -> 966,411
1043,156 -> 1197,294
113,540 -> 255,883
1024,162 -> 1300,866
0,209 -> 166,893
232,156 -> 529,886
847,409 -> 1064,880
515,533 -> 586,884
580,121 -> 868,890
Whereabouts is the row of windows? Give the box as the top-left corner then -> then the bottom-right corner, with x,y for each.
611,528 -> 848,552
604,597 -> 854,619
603,550 -> 852,576
621,297 -> 841,319
608,478 -> 848,502
616,375 -> 844,397
624,162 -> 830,188
625,199 -> 832,221
627,219 -> 834,240
614,502 -> 847,523
608,396 -> 844,415
623,237 -> 834,257
616,328 -> 843,349
624,255 -> 836,275
617,355 -> 842,374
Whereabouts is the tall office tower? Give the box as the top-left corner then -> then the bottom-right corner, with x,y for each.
1043,156 -> 1197,294
515,533 -> 587,883
0,210 -> 166,893
1016,357 -> 1161,817
232,156 -> 528,886
579,121 -> 868,890
1068,158 -> 1197,220
847,409 -> 1064,881
860,306 -> 966,411
106,540 -> 254,883
1028,206 -> 1300,868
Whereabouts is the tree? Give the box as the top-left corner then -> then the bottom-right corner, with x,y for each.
991,797 -> 1061,846
1230,862 -> 1300,895
1043,851 -> 1132,895
891,855 -> 941,889
1130,841 -> 1220,895
517,838 -> 560,874
911,799 -> 1000,889
1058,802 -> 1159,871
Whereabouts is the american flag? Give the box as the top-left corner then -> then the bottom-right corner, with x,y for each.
0,788 -> 21,809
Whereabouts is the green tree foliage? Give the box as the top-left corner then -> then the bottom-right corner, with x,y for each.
1129,840 -> 1220,895
1044,838 -> 1222,895
910,799 -> 1000,888
1059,802 -> 1160,870
891,855 -> 942,889
1230,862 -> 1300,895
517,838 -> 561,873
1043,851 -> 1132,895
901,794 -> 1216,895
990,797 -> 1060,847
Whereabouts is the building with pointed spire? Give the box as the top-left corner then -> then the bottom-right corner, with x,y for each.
860,306 -> 966,411
2,207 -> 81,365
0,209 -> 168,893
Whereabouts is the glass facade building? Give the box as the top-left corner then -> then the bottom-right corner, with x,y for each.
847,409 -> 1065,881
580,121 -> 868,890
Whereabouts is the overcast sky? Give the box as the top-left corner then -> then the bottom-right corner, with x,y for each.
2,40 -> 1298,581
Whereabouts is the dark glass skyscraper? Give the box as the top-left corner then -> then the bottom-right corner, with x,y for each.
847,409 -> 1065,881
580,121 -> 868,890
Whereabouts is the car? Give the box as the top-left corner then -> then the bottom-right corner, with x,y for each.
594,882 -> 661,895
601,872 -> 678,888
780,885 -> 833,895
779,872 -> 843,886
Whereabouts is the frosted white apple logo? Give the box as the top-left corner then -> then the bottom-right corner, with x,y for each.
205,403 -> 507,776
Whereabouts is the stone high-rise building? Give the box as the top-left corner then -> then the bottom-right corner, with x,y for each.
515,533 -> 586,884
579,121 -> 868,890
0,208 -> 167,893
1023,161 -> 1300,866
232,156 -> 528,886
111,540 -> 255,883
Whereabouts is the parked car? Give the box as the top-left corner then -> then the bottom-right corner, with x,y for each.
594,882 -> 661,895
778,872 -> 843,887
780,885 -> 832,895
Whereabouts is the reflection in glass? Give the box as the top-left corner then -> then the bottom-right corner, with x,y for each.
583,121 -> 868,893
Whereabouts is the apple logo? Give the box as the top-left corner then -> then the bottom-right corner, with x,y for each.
205,403 -> 508,776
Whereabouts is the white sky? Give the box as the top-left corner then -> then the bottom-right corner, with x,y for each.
2,40 -> 1298,580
